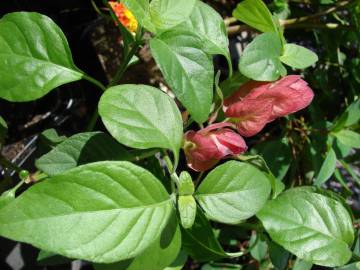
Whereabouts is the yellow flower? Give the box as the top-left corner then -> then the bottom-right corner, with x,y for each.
108,1 -> 138,33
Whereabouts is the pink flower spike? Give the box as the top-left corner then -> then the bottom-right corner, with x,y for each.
184,124 -> 247,171
223,80 -> 269,112
227,98 -> 273,137
211,128 -> 247,159
262,76 -> 314,119
222,75 -> 314,137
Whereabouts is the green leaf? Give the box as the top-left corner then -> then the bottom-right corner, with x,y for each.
37,250 -> 71,266
293,258 -> 313,270
0,178 -> 26,209
280,44 -> 318,69
149,0 -> 197,31
239,32 -> 285,81
333,137 -> 352,159
0,189 -> 16,209
0,115 -> 7,147
336,262 -> 360,270
36,132 -> 132,176
182,209 -> 241,262
237,154 -> 285,198
0,161 -> 174,263
122,0 -> 156,32
233,0 -> 277,33
334,130 -> 360,149
99,84 -> 183,163
178,171 -> 194,196
196,161 -> 271,224
178,195 -> 196,229
249,233 -> 268,261
94,212 -> 181,270
268,241 -> 290,270
164,250 -> 187,270
202,263 -> 242,270
353,230 -> 360,256
0,12 -> 83,102
314,147 -> 337,186
150,30 -> 214,123
257,188 -> 354,267
332,99 -> 360,131
175,1 -> 231,69
40,129 -> 66,146
253,138 -> 292,181
220,72 -> 249,99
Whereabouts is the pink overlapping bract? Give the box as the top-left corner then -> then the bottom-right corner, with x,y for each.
184,123 -> 247,171
224,75 -> 314,137
184,75 -> 314,171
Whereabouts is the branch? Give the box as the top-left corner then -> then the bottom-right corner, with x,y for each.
280,0 -> 352,26
226,0 -> 354,35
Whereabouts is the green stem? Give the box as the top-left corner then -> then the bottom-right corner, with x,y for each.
91,0 -> 111,20
109,43 -> 140,87
162,150 -> 179,193
128,149 -> 160,162
85,38 -> 140,131
31,171 -> 48,183
284,22 -> 354,30
83,75 -> 106,92
162,151 -> 174,173
236,222 -> 264,231
86,108 -> 100,131
0,156 -> 22,173
340,160 -> 360,187
281,0 -> 352,26
13,179 -> 25,191
194,171 -> 204,187
227,0 -> 354,36
102,0 -> 133,53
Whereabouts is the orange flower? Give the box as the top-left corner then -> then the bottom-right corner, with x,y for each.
108,1 -> 138,33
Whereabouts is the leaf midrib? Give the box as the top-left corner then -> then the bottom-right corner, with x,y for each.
104,92 -> 177,151
196,186 -> 263,198
259,206 -> 347,244
0,199 -> 172,226
0,53 -> 82,77
183,229 -> 228,258
152,38 -> 206,113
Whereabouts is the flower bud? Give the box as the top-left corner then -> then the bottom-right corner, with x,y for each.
183,123 -> 247,171
223,75 -> 314,137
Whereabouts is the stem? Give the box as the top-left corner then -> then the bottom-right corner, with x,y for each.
86,108 -> 100,131
226,0 -> 354,35
109,43 -> 140,87
162,150 -> 179,193
236,222 -> 264,231
85,35 -> 141,131
227,25 -> 253,36
0,156 -> 22,173
224,17 -> 237,26
31,171 -> 48,183
102,0 -> 133,53
340,160 -> 360,187
13,179 -> 25,191
284,22 -> 353,30
91,0 -> 111,19
162,151 -> 174,173
281,0 -> 352,26
128,149 -> 160,161
83,75 -> 106,91
194,171 -> 204,187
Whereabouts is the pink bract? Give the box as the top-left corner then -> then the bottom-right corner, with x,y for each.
223,75 -> 314,137
184,123 -> 247,171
